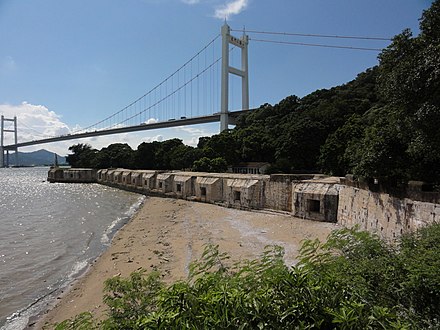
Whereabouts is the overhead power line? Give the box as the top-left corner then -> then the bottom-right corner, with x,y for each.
250,38 -> 384,52
232,29 -> 392,41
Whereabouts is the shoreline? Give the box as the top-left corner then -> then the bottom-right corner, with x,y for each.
35,196 -> 338,329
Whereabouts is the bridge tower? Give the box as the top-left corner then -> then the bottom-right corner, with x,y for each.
0,115 -> 18,168
221,23 -> 249,131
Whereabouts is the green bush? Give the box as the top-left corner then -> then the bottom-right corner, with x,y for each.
53,223 -> 440,329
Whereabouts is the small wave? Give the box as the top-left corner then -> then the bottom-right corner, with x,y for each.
67,259 -> 90,281
101,195 -> 146,245
125,195 -> 147,218
1,258 -> 91,330
1,286 -> 59,330
2,313 -> 29,330
101,217 -> 122,244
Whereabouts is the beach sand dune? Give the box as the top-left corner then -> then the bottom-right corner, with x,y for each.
38,197 -> 337,328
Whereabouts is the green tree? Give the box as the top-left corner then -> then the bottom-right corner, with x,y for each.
318,114 -> 366,176
373,0 -> 440,182
95,143 -> 135,169
66,143 -> 97,168
345,106 -> 412,183
134,141 -> 160,170
198,131 -> 241,165
169,144 -> 199,170
275,117 -> 327,171
192,156 -> 228,173
153,138 -> 186,170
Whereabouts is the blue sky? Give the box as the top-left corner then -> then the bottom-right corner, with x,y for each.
0,0 -> 434,155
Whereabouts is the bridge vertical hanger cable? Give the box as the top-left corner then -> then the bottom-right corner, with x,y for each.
12,25 -> 390,147
8,26 -> 254,149
77,34 -> 220,133
197,55 -> 200,117
177,69 -> 180,119
119,48 -> 224,126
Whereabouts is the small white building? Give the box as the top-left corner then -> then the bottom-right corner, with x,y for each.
129,171 -> 143,187
97,169 -> 108,182
292,181 -> 340,223
173,173 -> 195,199
156,173 -> 174,193
141,171 -> 157,191
112,169 -> 123,184
226,176 -> 267,209
195,176 -> 223,202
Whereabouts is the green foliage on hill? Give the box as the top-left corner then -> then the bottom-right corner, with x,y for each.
66,139 -> 201,171
53,222 -> 440,329
67,1 -> 440,184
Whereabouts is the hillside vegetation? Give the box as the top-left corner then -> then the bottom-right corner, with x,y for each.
68,1 -> 440,186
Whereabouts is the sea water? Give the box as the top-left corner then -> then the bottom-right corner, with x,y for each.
0,167 -> 144,329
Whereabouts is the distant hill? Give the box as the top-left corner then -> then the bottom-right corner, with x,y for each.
8,149 -> 67,166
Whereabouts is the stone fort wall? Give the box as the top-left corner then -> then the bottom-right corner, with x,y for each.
48,167 -> 440,240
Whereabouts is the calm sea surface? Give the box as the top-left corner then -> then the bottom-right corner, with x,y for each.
0,167 -> 144,329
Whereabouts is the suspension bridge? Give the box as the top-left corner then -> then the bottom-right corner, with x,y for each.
0,23 -> 252,167
0,24 -> 390,167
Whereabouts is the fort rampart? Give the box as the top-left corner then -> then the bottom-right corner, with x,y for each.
48,167 -> 440,240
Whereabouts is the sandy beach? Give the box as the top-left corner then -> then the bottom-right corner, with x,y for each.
36,197 -> 338,329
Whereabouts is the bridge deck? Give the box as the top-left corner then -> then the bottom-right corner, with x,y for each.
3,110 -> 252,150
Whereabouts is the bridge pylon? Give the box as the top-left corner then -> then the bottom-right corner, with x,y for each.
1,115 -> 18,167
221,23 -> 249,131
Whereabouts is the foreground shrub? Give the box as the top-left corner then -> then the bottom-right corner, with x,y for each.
54,223 -> 440,329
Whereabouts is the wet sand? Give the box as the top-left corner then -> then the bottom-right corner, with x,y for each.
37,197 -> 337,328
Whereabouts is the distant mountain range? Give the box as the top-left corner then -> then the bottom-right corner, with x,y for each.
7,149 -> 67,167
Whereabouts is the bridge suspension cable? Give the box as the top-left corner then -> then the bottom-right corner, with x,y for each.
15,25 -> 390,148
250,38 -> 384,52
231,29 -> 392,41
232,28 -> 390,53
2,24 -> 249,153
76,34 -> 222,134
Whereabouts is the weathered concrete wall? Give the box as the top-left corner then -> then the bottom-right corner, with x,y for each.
49,168 -> 440,241
264,176 -> 292,212
292,182 -> 341,223
141,171 -> 157,191
338,185 -> 440,240
156,173 -> 174,193
173,174 -> 195,199
129,171 -> 142,187
122,171 -> 132,185
225,178 -> 267,209
48,167 -> 96,183
195,177 -> 223,202
113,170 -> 123,184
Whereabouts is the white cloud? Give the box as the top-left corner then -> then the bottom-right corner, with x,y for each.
141,134 -> 164,142
145,117 -> 158,124
175,124 -> 216,146
214,0 -> 249,20
0,102 -> 219,157
177,126 -> 205,135
0,102 -> 70,142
